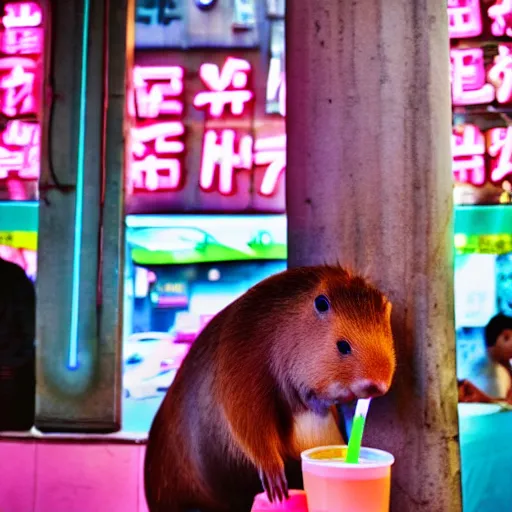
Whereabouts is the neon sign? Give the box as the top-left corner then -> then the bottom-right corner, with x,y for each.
452,124 -> 512,186
488,127 -> 512,182
488,0 -> 512,38
452,125 -> 486,186
193,57 -> 254,118
488,45 -> 512,104
129,57 -> 286,207
448,0 -> 482,39
129,65 -> 186,193
132,65 -> 184,118
253,134 -> 286,196
199,129 -> 253,194
3,2 -> 42,28
0,2 -> 44,200
450,48 -> 495,106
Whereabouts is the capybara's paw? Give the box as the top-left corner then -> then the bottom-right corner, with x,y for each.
258,464 -> 289,503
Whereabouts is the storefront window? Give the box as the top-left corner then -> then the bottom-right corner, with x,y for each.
449,2 -> 512,509
122,0 -> 286,433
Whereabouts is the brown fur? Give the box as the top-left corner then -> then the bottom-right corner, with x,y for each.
144,265 -> 396,512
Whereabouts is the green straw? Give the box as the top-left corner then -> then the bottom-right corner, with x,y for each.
345,398 -> 371,464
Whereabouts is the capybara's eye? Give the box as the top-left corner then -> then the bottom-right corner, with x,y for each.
337,340 -> 352,355
314,295 -> 330,313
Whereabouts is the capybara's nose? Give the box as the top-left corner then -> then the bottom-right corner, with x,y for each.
351,379 -> 389,399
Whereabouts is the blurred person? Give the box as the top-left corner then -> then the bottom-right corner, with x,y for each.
459,313 -> 512,404
0,257 -> 36,430
496,253 -> 512,317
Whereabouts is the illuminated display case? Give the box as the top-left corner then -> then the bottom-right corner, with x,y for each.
122,214 -> 286,432
454,205 -> 512,378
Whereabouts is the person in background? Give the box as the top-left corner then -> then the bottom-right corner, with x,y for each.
496,253 -> 512,317
459,313 -> 512,403
0,257 -> 36,430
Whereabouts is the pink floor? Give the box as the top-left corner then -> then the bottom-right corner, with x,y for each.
0,440 -> 149,512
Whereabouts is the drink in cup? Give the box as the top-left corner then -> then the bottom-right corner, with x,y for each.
301,445 -> 394,512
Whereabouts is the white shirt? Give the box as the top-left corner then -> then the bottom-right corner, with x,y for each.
469,354 -> 511,399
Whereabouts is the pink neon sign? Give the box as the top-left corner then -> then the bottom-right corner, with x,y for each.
451,124 -> 512,186
253,135 -> 286,196
193,57 -> 254,118
0,26 -> 43,55
488,45 -> 512,104
128,56 -> 286,207
2,2 -> 42,29
488,0 -> 512,38
450,48 -> 495,106
0,2 -> 44,196
452,125 -> 486,186
199,129 -> 253,195
447,0 -> 482,39
488,127 -> 512,182
129,65 -> 186,193
0,120 -> 39,180
132,65 -> 184,118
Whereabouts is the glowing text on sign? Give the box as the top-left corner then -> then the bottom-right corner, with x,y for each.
129,65 -> 186,192
129,57 -> 286,201
452,124 -> 512,185
0,2 -> 44,200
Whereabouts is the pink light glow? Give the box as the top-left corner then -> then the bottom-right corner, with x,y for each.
452,125 -> 486,186
2,2 -> 42,29
6,177 -> 28,199
0,57 -> 38,117
0,120 -> 39,180
451,124 -> 485,158
131,122 -> 185,157
488,45 -> 512,104
199,129 -> 253,195
253,135 -> 286,196
130,122 -> 185,192
193,57 -> 254,118
447,0 -> 482,39
488,127 -> 512,182
0,27 -> 43,55
132,66 -> 184,119
130,157 -> 182,191
450,48 -> 495,106
452,156 -> 486,185
488,0 -> 512,38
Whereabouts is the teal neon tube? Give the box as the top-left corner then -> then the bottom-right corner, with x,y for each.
68,0 -> 91,370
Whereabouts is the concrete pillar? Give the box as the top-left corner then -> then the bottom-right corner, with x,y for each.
35,0 -> 134,431
286,1 -> 461,511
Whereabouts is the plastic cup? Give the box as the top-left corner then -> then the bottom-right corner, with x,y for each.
301,445 -> 394,512
251,490 -> 309,511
